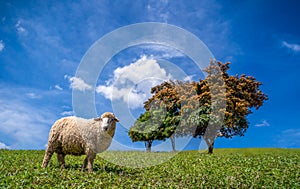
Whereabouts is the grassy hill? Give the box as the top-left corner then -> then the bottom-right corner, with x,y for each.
1,148 -> 299,188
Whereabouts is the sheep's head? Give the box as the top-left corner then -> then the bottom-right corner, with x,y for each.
94,112 -> 119,132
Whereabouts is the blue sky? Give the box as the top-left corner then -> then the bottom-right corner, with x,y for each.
0,0 -> 300,150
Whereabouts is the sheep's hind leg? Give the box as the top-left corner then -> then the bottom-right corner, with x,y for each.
42,148 -> 54,168
57,153 -> 66,168
81,157 -> 88,171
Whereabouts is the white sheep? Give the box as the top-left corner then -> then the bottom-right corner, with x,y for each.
42,112 -> 119,172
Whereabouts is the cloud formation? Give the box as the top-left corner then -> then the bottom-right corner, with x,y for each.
136,44 -> 186,59
146,1 -> 170,23
0,98 -> 54,149
0,142 -> 10,149
277,129 -> 300,148
15,20 -> 27,34
255,120 -> 270,127
61,111 -> 74,116
0,83 -> 72,149
282,41 -> 300,52
183,75 -> 195,82
96,56 -> 172,109
65,75 -> 92,92
26,92 -> 42,99
0,40 -> 4,52
54,85 -> 63,91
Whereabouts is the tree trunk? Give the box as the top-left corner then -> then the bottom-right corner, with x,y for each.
170,135 -> 176,152
204,137 -> 215,154
145,140 -> 153,152
208,141 -> 214,154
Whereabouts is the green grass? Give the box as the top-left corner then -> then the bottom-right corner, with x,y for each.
0,148 -> 299,188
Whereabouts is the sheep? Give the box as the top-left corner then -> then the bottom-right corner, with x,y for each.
42,112 -> 119,172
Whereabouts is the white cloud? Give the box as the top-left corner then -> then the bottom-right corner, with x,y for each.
145,0 -> 235,58
97,85 -> 148,109
61,111 -> 74,116
0,40 -> 4,52
60,105 -> 73,116
54,84 -> 63,91
15,20 -> 27,34
183,75 -> 195,82
276,129 -> 300,148
137,44 -> 186,59
283,129 -> 300,136
26,92 -> 42,99
282,41 -> 300,52
61,105 -> 71,109
113,56 -> 171,84
0,142 -> 10,149
96,56 -> 172,109
255,120 -> 270,127
0,85 -> 66,149
65,75 -> 92,92
0,98 -> 55,149
146,0 -> 170,22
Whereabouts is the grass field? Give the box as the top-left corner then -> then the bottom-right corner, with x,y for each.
0,148 -> 299,188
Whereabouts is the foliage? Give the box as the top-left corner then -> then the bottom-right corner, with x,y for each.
1,149 -> 299,188
129,81 -> 182,151
128,108 -> 177,152
129,60 -> 268,153
216,62 -> 268,138
181,60 -> 268,140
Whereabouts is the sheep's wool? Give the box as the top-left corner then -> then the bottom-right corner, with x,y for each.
75,117 -> 113,153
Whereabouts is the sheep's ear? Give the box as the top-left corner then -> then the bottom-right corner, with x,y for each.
114,117 -> 119,122
94,117 -> 102,121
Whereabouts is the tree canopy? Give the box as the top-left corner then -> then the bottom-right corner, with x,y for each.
128,60 -> 268,153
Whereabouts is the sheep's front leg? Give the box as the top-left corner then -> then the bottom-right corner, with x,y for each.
87,153 -> 96,172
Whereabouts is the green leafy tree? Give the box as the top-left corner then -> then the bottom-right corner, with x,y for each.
128,109 -> 176,152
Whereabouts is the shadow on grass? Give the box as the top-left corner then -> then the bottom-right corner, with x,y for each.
94,163 -> 141,175
62,162 -> 140,175
64,163 -> 83,170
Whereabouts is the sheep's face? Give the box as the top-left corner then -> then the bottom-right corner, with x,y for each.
95,112 -> 119,132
